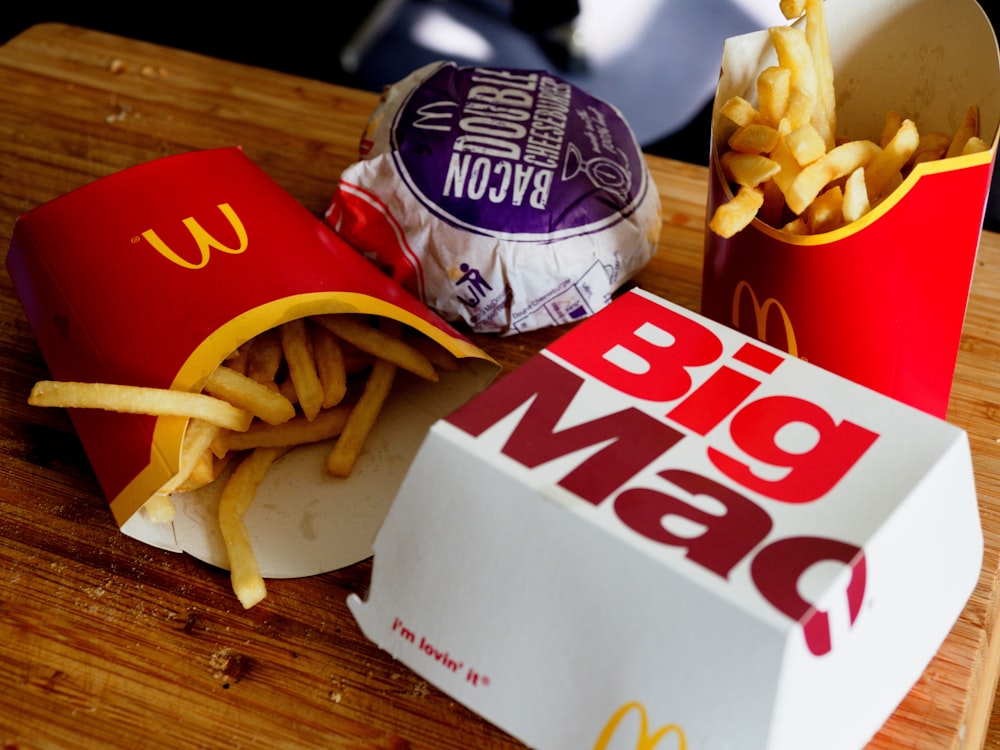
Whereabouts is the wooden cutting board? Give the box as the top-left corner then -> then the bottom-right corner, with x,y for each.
1,22 -> 999,750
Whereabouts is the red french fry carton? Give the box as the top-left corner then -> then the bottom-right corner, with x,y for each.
701,0 -> 1000,418
349,287 -> 981,750
6,147 -> 498,576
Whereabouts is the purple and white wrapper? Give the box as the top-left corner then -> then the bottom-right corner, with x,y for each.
326,62 -> 662,335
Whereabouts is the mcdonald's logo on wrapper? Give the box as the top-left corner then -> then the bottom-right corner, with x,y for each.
731,281 -> 798,358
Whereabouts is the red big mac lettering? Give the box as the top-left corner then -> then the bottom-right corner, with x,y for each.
446,291 -> 878,656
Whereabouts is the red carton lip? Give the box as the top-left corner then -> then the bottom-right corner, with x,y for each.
6,147 -> 495,537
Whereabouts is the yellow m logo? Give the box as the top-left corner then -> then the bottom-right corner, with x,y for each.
732,280 -> 798,357
140,202 -> 248,269
594,701 -> 687,750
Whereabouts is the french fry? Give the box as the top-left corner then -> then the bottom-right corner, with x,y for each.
962,137 -> 990,155
805,185 -> 843,233
759,177 -> 787,227
782,216 -> 810,235
769,26 -> 818,131
311,314 -> 438,382
311,323 -> 348,408
842,167 -> 871,223
728,123 -> 780,155
721,152 -> 781,188
910,132 -> 951,166
218,446 -> 288,609
246,327 -> 284,386
757,66 -> 791,127
174,450 -> 216,491
176,449 -> 233,492
779,0 -> 805,20
28,380 -> 253,432
946,105 -> 980,159
327,357 -> 397,478
880,111 -> 904,148
150,417 -> 223,503
344,351 -> 376,374
805,0 -> 836,149
784,139 -> 880,216
784,122 -> 827,166
865,118 -> 919,202
720,96 -> 760,128
226,404 -> 353,451
224,346 -> 249,376
142,494 -> 176,524
202,365 -> 296,426
280,318 -> 324,421
210,428 -> 230,459
709,185 -> 765,238
278,377 -> 299,405
769,136 -> 803,197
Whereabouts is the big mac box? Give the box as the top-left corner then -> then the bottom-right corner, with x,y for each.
6,147 -> 498,581
701,0 -> 1000,419
349,288 -> 982,749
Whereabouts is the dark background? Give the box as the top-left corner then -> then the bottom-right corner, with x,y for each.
0,4 -> 382,92
1,2 -> 997,229
0,3 -> 720,163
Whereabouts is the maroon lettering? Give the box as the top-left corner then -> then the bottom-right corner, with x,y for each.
751,536 -> 866,656
615,470 -> 773,577
446,356 -> 682,505
446,290 -> 879,654
709,395 -> 879,503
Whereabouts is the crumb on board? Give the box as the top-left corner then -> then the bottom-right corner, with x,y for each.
209,647 -> 252,688
106,58 -> 169,78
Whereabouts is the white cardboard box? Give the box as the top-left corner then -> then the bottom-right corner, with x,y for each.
349,288 -> 982,750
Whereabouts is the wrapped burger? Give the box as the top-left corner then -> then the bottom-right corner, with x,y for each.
326,61 -> 662,335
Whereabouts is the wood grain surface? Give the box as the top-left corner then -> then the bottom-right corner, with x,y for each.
1,22 -> 999,750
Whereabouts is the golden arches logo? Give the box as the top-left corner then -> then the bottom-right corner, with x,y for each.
412,100 -> 457,132
593,701 -> 687,750
732,280 -> 798,357
139,202 -> 248,269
